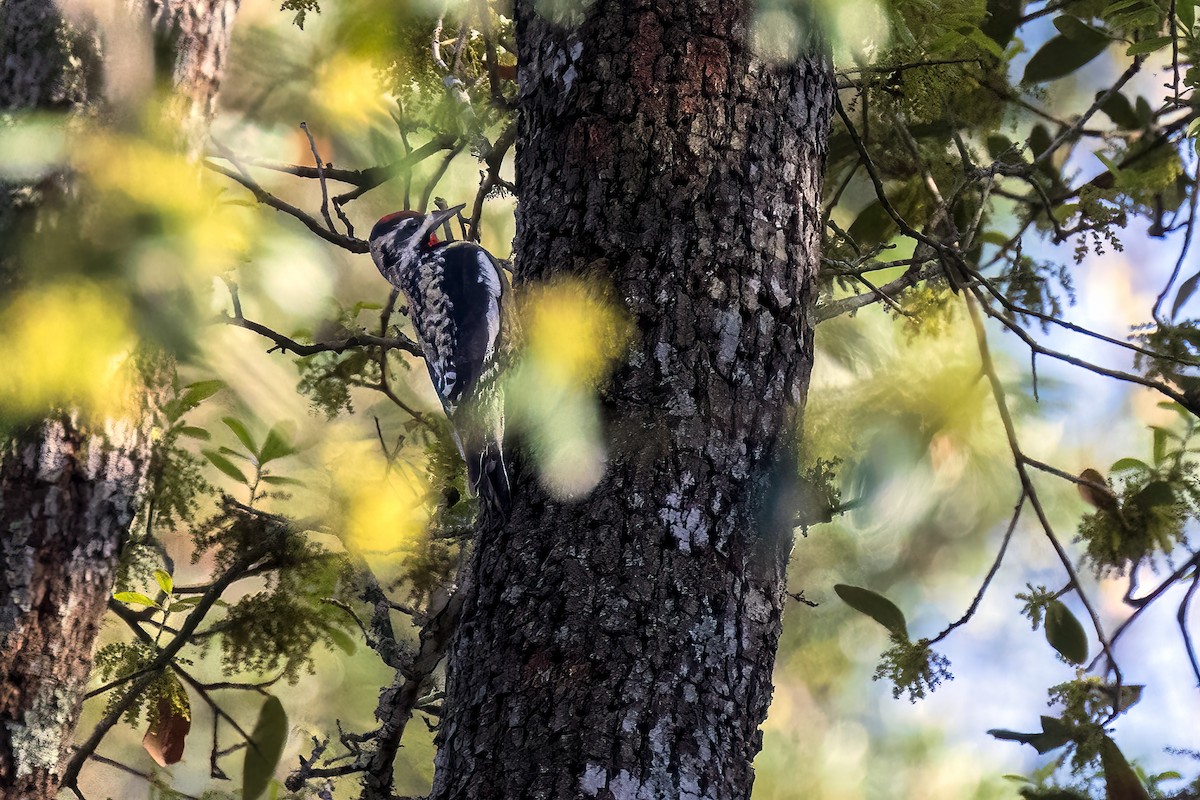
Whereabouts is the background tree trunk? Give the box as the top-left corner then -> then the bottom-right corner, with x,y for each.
431,2 -> 833,798
0,2 -> 239,797
0,419 -> 153,799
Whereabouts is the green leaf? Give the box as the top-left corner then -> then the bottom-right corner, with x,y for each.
243,695 -> 288,800
1023,29 -> 1109,83
169,597 -> 203,611
1135,95 -> 1153,124
1045,600 -> 1088,664
153,569 -> 173,594
1126,36 -> 1172,55
222,417 -> 258,456
176,426 -> 211,441
1096,152 -> 1125,184
1101,736 -> 1152,800
1173,269 -> 1200,318
260,475 -> 305,487
1097,91 -> 1141,129
203,450 -> 249,485
980,0 -> 1023,46
1029,124 -> 1053,161
987,134 -> 1022,163
846,200 -> 896,248
258,423 -> 298,464
1179,0 -> 1195,29
988,716 -> 1074,753
834,584 -> 908,638
1110,683 -> 1144,713
113,591 -> 156,606
1109,457 -> 1151,474
327,628 -> 357,655
164,380 -> 225,422
1103,0 -> 1148,15
1133,480 -> 1176,510
1153,426 -> 1169,464
184,379 -> 225,402
1053,15 -> 1104,40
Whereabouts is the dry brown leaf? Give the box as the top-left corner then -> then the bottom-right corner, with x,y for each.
1078,468 -> 1120,515
143,695 -> 191,766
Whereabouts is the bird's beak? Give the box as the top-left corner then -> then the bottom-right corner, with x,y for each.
413,204 -> 466,244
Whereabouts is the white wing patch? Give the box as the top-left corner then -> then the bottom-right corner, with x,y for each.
477,251 -> 502,361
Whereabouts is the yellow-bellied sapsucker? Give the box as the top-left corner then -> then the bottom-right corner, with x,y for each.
368,204 -> 511,523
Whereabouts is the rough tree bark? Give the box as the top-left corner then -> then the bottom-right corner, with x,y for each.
431,2 -> 833,798
0,2 -> 239,797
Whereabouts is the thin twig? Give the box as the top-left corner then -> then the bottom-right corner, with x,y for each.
204,157 -> 367,253
218,312 -> 422,358
964,291 -> 1122,687
61,506 -> 291,791
931,491 -> 1026,644
300,122 -> 337,233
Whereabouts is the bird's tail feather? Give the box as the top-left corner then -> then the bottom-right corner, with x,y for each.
465,438 -> 510,527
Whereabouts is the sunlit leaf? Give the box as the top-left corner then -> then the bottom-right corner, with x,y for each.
113,591 -> 156,606
243,695 -> 288,800
1044,600 -> 1088,664
313,54 -> 388,128
834,584 -> 908,638
153,569 -> 174,595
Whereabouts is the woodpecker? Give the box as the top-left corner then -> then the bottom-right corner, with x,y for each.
368,204 -> 511,523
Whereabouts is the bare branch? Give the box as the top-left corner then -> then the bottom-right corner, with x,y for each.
217,311 -> 422,358
930,491 -> 1025,644
964,291 -> 1123,687
299,121 -> 338,234
205,155 -> 368,253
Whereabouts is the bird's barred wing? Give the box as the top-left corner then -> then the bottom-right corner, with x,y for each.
420,241 -> 503,412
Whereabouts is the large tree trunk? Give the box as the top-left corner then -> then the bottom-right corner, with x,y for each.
0,420 -> 152,799
0,2 -> 238,797
431,2 -> 833,798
